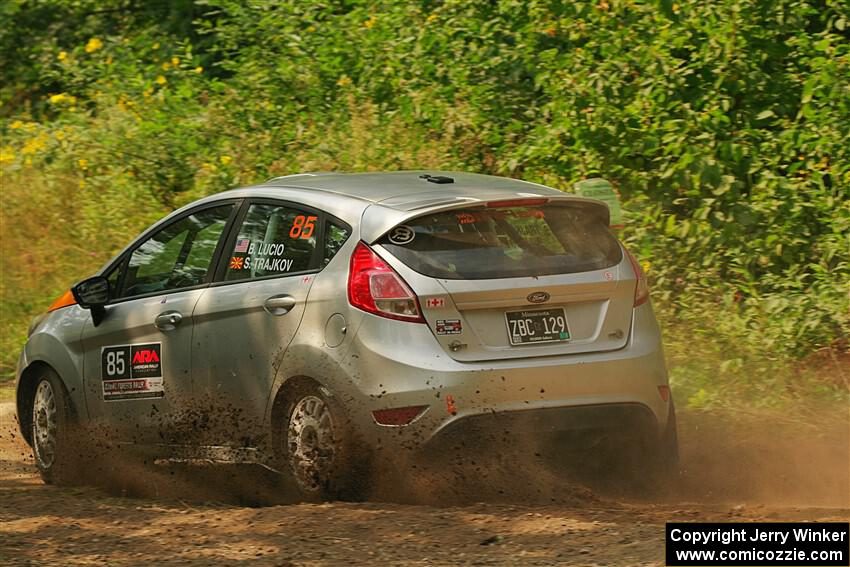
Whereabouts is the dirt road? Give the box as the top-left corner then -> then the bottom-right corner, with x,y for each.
1,403 -> 847,566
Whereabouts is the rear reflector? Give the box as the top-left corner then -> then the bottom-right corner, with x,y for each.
47,289 -> 77,312
372,405 -> 428,426
486,198 -> 549,208
348,241 -> 425,322
658,385 -> 671,402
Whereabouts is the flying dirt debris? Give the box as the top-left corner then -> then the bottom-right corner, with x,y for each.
1,403 -> 848,565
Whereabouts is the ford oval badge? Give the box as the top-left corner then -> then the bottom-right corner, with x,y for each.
527,291 -> 550,304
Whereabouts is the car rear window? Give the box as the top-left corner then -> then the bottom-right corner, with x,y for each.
377,202 -> 622,279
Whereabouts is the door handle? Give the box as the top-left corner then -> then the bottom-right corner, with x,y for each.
264,295 -> 296,316
154,310 -> 183,331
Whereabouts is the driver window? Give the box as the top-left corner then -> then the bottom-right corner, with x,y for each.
120,205 -> 233,298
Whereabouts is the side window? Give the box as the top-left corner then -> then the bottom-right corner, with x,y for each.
225,203 -> 319,281
324,222 -> 351,265
120,205 -> 234,298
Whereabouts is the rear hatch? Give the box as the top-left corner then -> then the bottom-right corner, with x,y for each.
372,198 -> 636,362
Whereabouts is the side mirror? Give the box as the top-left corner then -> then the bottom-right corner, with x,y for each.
72,276 -> 110,309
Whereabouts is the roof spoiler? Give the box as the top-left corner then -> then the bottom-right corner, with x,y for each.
360,194 -> 610,244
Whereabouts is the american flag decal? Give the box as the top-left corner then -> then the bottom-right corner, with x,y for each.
229,256 -> 244,270
234,238 -> 250,253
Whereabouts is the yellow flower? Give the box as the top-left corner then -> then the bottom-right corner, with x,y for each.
162,61 -> 171,71
306,25 -> 316,32
77,158 -> 88,170
194,66 -> 203,74
0,146 -> 14,165
84,38 -> 103,53
78,179 -> 86,189
55,130 -> 65,141
336,75 -> 352,87
219,155 -> 232,165
155,75 -> 167,85
426,14 -> 438,23
48,93 -> 75,105
672,3 -> 680,13
22,133 -> 48,155
642,260 -> 651,274
152,42 -> 160,50
10,120 -> 24,129
364,15 -> 376,28
57,51 -> 68,61
143,87 -> 153,97
171,56 -> 180,66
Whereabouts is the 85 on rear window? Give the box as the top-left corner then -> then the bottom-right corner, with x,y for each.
377,202 -> 621,280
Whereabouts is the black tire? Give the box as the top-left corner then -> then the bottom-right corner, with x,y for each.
656,401 -> 680,478
631,401 -> 680,495
275,381 -> 369,501
29,369 -> 83,485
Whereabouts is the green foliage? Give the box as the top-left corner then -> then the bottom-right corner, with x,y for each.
1,1 -> 848,405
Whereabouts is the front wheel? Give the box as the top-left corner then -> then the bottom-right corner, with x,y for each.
277,382 -> 369,501
31,370 -> 82,484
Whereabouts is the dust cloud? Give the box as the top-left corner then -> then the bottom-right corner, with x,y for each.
2,405 -> 848,509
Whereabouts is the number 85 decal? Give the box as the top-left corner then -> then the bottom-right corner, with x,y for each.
289,215 -> 318,239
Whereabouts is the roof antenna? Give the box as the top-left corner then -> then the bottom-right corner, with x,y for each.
419,174 -> 454,184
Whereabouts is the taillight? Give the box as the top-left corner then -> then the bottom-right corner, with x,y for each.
624,248 -> 650,307
348,242 -> 425,322
47,289 -> 77,312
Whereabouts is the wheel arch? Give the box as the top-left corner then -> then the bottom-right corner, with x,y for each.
17,361 -> 80,446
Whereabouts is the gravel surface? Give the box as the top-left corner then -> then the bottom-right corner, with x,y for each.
1,403 -> 847,566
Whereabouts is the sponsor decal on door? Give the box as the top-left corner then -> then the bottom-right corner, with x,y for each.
101,343 -> 163,401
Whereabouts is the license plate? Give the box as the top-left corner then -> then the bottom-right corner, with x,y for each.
505,308 -> 570,345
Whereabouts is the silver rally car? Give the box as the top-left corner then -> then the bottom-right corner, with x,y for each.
17,171 -> 677,498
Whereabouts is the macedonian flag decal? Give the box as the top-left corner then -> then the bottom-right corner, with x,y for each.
229,256 -> 245,270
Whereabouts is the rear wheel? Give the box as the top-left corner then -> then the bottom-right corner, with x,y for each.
627,402 -> 680,495
654,402 -> 680,480
277,382 -> 368,501
548,405 -> 679,496
31,370 -> 82,485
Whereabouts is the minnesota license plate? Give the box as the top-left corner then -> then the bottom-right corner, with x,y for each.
505,308 -> 570,345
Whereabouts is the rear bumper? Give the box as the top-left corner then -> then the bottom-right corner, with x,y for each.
340,302 -> 670,454
427,402 -> 659,454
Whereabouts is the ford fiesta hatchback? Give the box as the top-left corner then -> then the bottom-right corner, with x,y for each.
16,171 -> 678,498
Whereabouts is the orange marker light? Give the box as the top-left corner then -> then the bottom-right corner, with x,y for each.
47,289 -> 77,312
657,385 -> 671,402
